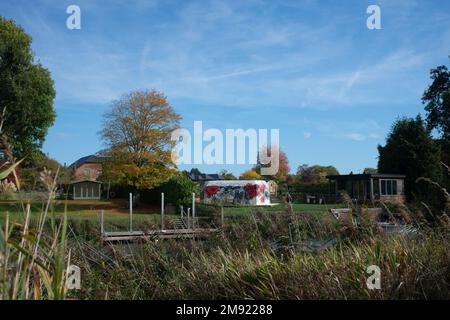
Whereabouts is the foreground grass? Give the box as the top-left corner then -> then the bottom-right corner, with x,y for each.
170,234 -> 448,299
68,212 -> 449,300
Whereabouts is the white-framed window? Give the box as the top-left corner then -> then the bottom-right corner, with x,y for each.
84,169 -> 91,177
380,179 -> 398,196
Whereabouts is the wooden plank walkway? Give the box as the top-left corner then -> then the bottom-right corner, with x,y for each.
102,228 -> 219,242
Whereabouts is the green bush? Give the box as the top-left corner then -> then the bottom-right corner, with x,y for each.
288,182 -> 330,194
160,174 -> 198,208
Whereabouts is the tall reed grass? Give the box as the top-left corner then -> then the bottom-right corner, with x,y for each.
66,210 -> 449,300
0,164 -> 70,299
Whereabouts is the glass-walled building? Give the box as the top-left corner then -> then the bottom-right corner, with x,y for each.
326,173 -> 406,203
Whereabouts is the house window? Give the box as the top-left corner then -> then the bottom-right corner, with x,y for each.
380,179 -> 398,196
84,169 -> 91,177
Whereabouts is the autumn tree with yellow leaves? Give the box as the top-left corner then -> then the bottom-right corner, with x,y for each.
100,90 -> 181,190
239,169 -> 261,180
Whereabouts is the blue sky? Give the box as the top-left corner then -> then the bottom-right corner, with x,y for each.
1,0 -> 449,175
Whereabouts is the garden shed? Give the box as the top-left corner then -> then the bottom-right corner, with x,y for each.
71,179 -> 102,200
326,173 -> 406,203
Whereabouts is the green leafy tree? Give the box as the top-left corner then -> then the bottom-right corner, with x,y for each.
377,116 -> 442,197
0,17 -> 56,163
311,165 -> 339,183
20,153 -> 71,190
422,57 -> 450,187
189,168 -> 202,176
422,57 -> 450,140
160,174 -> 198,208
296,164 -> 339,183
220,169 -> 237,180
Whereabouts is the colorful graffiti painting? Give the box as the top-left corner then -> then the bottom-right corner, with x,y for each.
203,180 -> 271,206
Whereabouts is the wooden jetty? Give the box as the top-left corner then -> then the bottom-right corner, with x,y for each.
102,228 -> 219,242
100,192 -> 222,243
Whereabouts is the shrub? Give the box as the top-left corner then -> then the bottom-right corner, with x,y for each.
160,174 -> 198,208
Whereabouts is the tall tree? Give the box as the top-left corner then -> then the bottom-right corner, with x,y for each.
0,17 -> 56,163
422,57 -> 450,186
377,115 -> 442,197
422,57 -> 450,139
100,90 -> 181,190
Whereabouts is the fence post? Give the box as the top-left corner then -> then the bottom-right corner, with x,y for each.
161,192 -> 165,231
221,206 -> 224,228
100,209 -> 104,234
129,193 -> 133,232
187,208 -> 191,229
192,193 -> 195,229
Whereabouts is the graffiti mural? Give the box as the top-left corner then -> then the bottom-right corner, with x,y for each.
203,180 -> 271,206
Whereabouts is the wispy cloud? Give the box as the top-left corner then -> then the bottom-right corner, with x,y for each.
344,132 -> 379,142
344,133 -> 366,141
3,0 -> 449,172
11,0 -> 442,111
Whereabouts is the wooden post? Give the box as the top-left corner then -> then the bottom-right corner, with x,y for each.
192,193 -> 195,229
379,179 -> 382,198
100,209 -> 104,234
334,180 -> 338,202
351,180 -> 354,199
180,205 -> 184,219
129,193 -> 133,232
370,178 -> 374,202
221,206 -> 224,228
187,208 -> 191,229
328,180 -> 331,200
161,192 -> 165,231
106,181 -> 111,199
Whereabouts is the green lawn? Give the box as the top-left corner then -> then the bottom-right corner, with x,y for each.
0,199 -> 347,225
222,202 -> 347,217
0,199 -> 175,224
